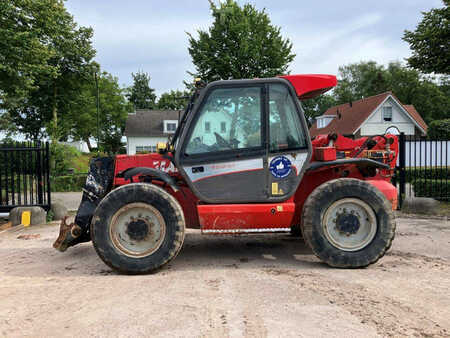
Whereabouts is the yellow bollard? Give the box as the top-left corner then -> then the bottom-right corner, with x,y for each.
21,211 -> 31,227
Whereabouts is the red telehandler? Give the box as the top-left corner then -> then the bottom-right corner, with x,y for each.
54,74 -> 398,274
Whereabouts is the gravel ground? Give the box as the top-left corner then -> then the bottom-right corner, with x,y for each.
0,216 -> 449,337
51,192 -> 82,211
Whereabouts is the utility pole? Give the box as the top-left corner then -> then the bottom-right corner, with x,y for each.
95,72 -> 100,152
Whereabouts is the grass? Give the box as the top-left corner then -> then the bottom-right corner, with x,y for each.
438,201 -> 450,217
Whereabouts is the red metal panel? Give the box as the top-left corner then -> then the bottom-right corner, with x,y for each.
113,153 -> 178,186
279,74 -> 337,99
198,203 -> 295,233
366,180 -> 398,210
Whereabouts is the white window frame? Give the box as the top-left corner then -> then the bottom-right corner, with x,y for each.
383,106 -> 393,122
164,120 -> 178,134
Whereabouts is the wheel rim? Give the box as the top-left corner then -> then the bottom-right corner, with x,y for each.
322,198 -> 377,252
109,202 -> 166,258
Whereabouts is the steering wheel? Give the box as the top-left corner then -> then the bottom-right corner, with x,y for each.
214,132 -> 232,149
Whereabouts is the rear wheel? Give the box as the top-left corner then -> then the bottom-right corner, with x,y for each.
91,183 -> 185,274
301,178 -> 395,268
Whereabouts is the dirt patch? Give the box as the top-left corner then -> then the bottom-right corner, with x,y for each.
0,217 -> 449,337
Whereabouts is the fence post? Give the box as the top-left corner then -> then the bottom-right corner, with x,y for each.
46,142 -> 51,209
398,132 -> 406,209
36,142 -> 43,205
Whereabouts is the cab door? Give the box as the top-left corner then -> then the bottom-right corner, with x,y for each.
175,79 -> 311,204
266,83 -> 311,200
176,84 -> 266,203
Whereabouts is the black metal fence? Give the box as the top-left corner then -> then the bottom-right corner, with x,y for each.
0,142 -> 51,212
396,133 -> 449,208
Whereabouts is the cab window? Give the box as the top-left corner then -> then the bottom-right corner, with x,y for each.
185,87 -> 262,155
269,84 -> 307,152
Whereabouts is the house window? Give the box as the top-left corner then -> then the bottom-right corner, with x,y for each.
316,116 -> 334,129
205,121 -> 211,133
164,120 -> 178,133
135,145 -> 156,153
167,123 -> 177,132
220,121 -> 226,133
383,106 -> 392,122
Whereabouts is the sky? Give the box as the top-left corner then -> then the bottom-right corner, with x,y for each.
65,0 -> 442,96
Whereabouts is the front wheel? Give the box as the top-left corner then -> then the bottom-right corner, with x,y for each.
91,183 -> 185,274
301,178 -> 395,268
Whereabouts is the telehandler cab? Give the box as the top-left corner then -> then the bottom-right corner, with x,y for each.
54,74 -> 398,274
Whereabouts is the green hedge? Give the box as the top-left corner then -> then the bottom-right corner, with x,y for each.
412,179 -> 450,201
50,174 -> 87,192
427,119 -> 450,140
405,167 -> 449,182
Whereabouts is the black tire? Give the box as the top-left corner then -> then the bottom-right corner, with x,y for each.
91,183 -> 185,274
301,178 -> 395,268
290,225 -> 303,238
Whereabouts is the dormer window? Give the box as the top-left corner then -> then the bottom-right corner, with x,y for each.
164,120 -> 178,133
383,106 -> 392,122
316,116 -> 334,129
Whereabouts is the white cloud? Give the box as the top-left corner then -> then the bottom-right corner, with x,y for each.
65,0 -> 443,95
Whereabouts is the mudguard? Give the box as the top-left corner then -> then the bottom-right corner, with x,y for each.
117,167 -> 179,192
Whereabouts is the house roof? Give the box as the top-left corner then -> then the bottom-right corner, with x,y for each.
309,92 -> 428,137
403,105 -> 428,132
124,110 -> 182,137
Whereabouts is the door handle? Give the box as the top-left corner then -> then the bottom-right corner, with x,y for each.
192,166 -> 204,173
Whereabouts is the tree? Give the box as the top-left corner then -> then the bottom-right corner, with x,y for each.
301,94 -> 337,124
0,0 -> 97,142
428,119 -> 450,140
333,61 -> 450,124
403,1 -> 450,74
157,90 -> 189,110
127,71 -> 156,110
187,0 -> 295,82
334,61 -> 390,104
69,72 -> 132,153
0,0 -> 60,103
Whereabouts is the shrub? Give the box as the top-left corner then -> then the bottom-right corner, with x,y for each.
412,179 -> 450,201
405,167 -> 449,182
50,174 -> 87,192
50,143 -> 81,176
427,119 -> 450,140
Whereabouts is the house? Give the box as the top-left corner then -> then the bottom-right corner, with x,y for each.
124,109 -> 182,155
309,92 -> 427,138
60,140 -> 92,153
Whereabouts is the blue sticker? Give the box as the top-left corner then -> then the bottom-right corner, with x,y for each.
269,156 -> 292,178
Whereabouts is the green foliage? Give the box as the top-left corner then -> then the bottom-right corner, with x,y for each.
46,210 -> 54,222
405,167 -> 449,182
301,94 -> 337,123
50,143 -> 81,176
333,61 -> 450,124
403,1 -> 450,74
50,174 -> 86,192
69,71 -> 132,154
187,0 -> 295,82
1,0 -> 97,141
427,119 -> 450,140
412,179 -> 450,201
157,90 -> 189,110
127,71 -> 156,110
0,0 -> 61,102
71,153 -> 91,173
